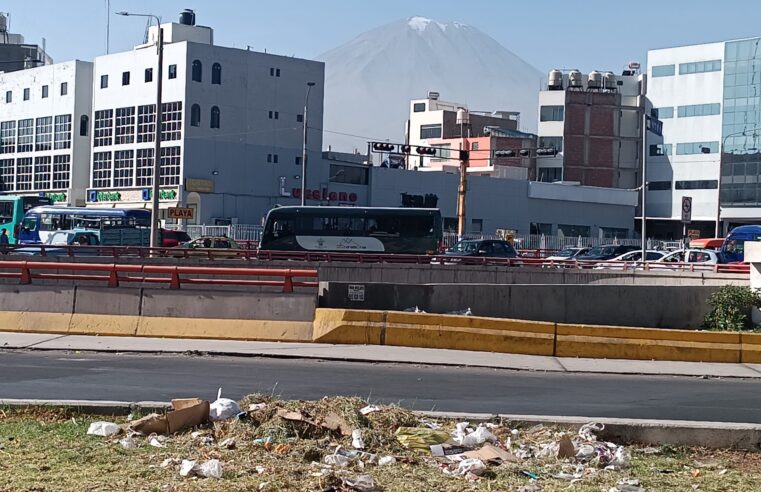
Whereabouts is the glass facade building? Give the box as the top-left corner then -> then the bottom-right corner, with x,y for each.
721,37 -> 761,207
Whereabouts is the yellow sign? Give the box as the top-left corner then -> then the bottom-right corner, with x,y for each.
185,178 -> 214,193
168,207 -> 194,219
687,229 -> 701,240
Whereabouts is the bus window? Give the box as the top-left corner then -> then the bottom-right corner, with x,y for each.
21,217 -> 37,231
271,219 -> 294,238
399,216 -> 435,237
0,202 -> 13,225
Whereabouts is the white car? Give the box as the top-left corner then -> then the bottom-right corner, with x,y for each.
593,250 -> 665,270
542,247 -> 590,267
649,249 -> 720,271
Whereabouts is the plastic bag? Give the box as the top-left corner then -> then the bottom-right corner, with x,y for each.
578,422 -> 605,442
457,458 -> 486,476
395,427 -> 450,450
179,460 -> 197,477
87,421 -> 120,437
342,475 -> 380,492
378,456 -> 396,466
199,459 -> 223,479
352,429 -> 365,449
454,424 -> 498,447
607,447 -> 630,470
209,388 -> 241,422
119,437 -> 136,449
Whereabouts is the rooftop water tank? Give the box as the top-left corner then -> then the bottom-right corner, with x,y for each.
588,70 -> 602,89
179,9 -> 196,26
568,70 -> 583,88
456,108 -> 470,126
603,71 -> 617,90
548,69 -> 563,90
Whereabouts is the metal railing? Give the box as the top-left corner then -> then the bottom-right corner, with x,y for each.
185,224 -> 263,243
0,260 -> 318,292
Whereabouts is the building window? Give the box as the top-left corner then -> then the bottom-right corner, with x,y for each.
470,219 -> 483,233
647,181 -> 671,191
269,67 -> 280,77
558,224 -> 591,237
34,117 -> 52,152
168,64 -> 177,79
655,107 -> 673,119
652,64 -> 675,77
677,103 -> 721,118
15,157 -> 32,191
136,148 -> 154,187
60,82 -> 68,96
210,106 -> 220,128
53,115 -> 72,150
33,156 -> 51,190
114,107 -> 135,145
161,101 -> 183,141
159,146 -> 181,186
93,109 -> 113,147
601,227 -> 629,239
5,91 -> 11,103
0,121 -> 16,154
470,142 -> 479,151
675,180 -> 718,190
295,156 -> 301,166
269,68 -> 274,76
79,115 -> 89,137
23,88 -> 29,101
100,74 -> 109,88
676,141 -> 719,155
539,105 -> 564,121
212,63 -> 221,84
137,104 -> 156,143
538,136 -> 563,152
0,159 -> 14,191
145,68 -> 153,82
41,85 -> 49,98
276,68 -> 281,77
413,102 -> 426,113
92,151 -> 112,188
122,71 -> 130,86
539,167 -> 562,182
52,155 -> 71,190
296,114 -> 303,123
329,164 -> 368,185
268,110 -> 279,119
420,124 -> 442,139
113,150 -> 134,187
679,60 -> 722,75
530,222 -> 552,235
191,60 -> 202,82
649,143 -> 672,156
190,104 -> 201,127
17,119 -> 33,152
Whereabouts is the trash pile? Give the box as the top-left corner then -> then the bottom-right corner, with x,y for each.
85,392 -> 645,490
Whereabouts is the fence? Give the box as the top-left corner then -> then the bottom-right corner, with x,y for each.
185,224 -> 263,242
0,261 -> 318,292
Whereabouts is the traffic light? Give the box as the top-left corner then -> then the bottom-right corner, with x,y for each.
459,150 -> 470,161
494,149 -> 516,158
400,144 -> 411,154
536,147 -> 558,156
372,142 -> 395,152
416,146 -> 437,156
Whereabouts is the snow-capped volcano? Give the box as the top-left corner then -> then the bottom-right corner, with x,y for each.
318,17 -> 542,151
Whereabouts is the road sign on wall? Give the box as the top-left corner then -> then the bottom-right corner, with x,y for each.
168,207 -> 194,220
681,196 -> 692,223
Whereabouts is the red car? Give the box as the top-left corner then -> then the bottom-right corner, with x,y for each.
161,229 -> 191,247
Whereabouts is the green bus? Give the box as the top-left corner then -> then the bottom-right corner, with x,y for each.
260,206 -> 443,255
0,195 -> 53,244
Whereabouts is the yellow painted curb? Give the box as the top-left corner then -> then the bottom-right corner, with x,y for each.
137,316 -> 312,342
0,311 -> 71,334
69,313 -> 139,337
741,333 -> 761,364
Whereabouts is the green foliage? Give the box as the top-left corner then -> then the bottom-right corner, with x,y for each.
704,285 -> 761,331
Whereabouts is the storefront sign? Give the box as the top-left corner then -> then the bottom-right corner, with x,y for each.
185,178 -> 214,193
168,207 -> 194,219
291,188 -> 358,202
45,192 -> 67,203
87,188 -> 179,203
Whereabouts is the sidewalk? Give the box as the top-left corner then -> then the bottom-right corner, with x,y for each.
3,331 -> 761,379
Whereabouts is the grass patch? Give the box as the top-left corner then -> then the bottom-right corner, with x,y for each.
1,400 -> 760,491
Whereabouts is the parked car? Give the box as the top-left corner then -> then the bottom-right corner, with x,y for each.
9,232 -> 101,256
650,249 -> 720,270
161,229 -> 191,248
592,250 -> 665,270
170,236 -> 243,259
575,244 -> 640,262
432,239 -> 518,264
544,247 -> 590,261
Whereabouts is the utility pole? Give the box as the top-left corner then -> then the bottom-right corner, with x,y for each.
456,145 -> 469,239
640,109 -> 647,261
300,82 -> 315,206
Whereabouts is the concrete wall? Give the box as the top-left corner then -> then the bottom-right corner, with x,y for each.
319,282 -> 720,329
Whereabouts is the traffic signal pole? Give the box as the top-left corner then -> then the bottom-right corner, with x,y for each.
457,143 -> 468,240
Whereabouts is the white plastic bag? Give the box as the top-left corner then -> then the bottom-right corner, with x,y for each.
352,429 -> 365,449
457,458 -> 486,476
342,475 -> 379,492
455,424 -> 498,447
119,437 -> 136,449
179,460 -> 197,477
209,388 -> 241,421
87,421 -> 120,437
378,456 -> 396,466
199,459 -> 224,479
578,422 -> 605,442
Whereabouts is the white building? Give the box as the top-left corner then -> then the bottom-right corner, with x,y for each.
87,12 -> 324,225
0,60 -> 93,206
646,36 -> 761,238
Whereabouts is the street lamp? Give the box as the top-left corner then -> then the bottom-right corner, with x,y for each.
300,82 -> 316,206
715,127 -> 761,237
116,11 -> 164,248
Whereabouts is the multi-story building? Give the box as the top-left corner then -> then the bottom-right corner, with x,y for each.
0,13 -> 53,73
404,92 -> 520,169
86,12 -> 324,224
647,37 -> 761,239
537,67 -> 645,187
0,60 -> 93,206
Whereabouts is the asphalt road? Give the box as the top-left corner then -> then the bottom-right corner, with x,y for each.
2,350 -> 760,423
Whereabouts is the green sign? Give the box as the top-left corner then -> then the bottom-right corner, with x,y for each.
45,192 -> 67,203
96,191 -> 122,202
146,189 -> 178,200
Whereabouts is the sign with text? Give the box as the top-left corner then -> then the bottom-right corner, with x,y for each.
681,196 -> 692,223
168,207 -> 194,220
646,115 -> 663,137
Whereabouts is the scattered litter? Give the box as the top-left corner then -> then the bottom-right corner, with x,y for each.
452,423 -> 498,447
87,421 -> 120,437
378,456 -> 396,466
463,443 -> 517,463
320,412 -> 353,436
457,458 -> 486,476
119,437 -> 136,449
255,465 -> 266,474
219,437 -> 236,449
179,460 -> 197,477
578,422 -> 604,441
130,398 -> 209,435
275,443 -> 291,454
403,306 -> 425,313
160,458 -> 179,468
609,478 -> 645,492
248,403 -> 267,412
517,484 -> 542,492
638,446 -> 663,455
148,434 -> 167,448
420,418 -> 442,430
557,435 -> 576,459
719,469 -> 728,476
258,482 -> 270,490
342,475 -> 380,492
521,470 -> 540,480
179,459 -> 223,479
430,443 -> 470,457
359,405 -> 381,415
447,308 -> 473,316
691,469 -> 701,478
395,427 -> 450,450
209,388 -> 241,422
352,429 -> 365,449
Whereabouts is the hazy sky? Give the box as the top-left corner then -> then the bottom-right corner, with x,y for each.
4,0 -> 761,71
